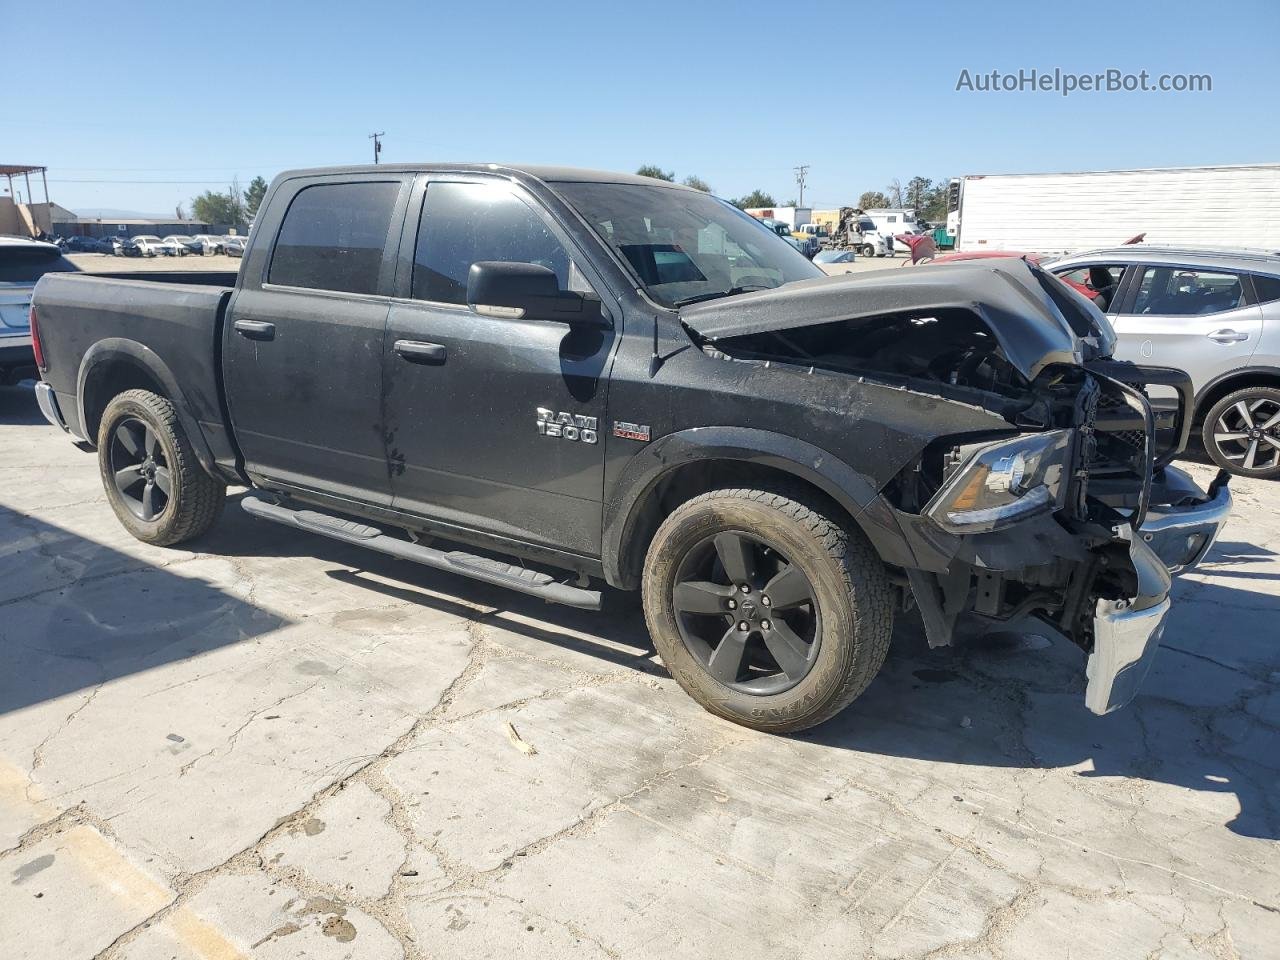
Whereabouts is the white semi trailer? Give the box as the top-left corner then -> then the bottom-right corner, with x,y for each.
946,163 -> 1280,254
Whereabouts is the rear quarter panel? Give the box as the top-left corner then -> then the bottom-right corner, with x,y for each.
31,273 -> 234,465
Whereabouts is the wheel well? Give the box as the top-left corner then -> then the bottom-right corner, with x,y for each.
82,359 -> 168,446
614,459 -> 859,589
1195,371 -> 1280,425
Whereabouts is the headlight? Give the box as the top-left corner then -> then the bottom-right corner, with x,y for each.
925,430 -> 1074,533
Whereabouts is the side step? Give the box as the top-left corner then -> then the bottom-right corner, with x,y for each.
240,495 -> 603,610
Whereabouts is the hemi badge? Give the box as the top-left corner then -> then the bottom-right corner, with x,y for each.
613,421 -> 651,442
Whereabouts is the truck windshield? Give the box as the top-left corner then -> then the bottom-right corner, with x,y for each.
554,182 -> 822,307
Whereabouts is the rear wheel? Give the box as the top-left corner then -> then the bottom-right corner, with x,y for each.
1201,386 -> 1280,479
642,487 -> 893,733
97,389 -> 225,545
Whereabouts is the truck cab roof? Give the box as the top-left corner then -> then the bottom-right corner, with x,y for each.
272,162 -> 702,191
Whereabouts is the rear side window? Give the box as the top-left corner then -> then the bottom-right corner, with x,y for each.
1252,274 -> 1280,304
268,181 -> 400,295
1131,267 -> 1244,315
412,181 -> 569,304
0,248 -> 79,284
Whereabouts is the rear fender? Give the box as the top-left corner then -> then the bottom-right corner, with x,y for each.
77,338 -> 220,478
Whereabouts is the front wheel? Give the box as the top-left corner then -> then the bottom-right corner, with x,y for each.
97,389 -> 226,545
860,244 -> 875,259
1201,386 -> 1280,478
642,487 -> 893,733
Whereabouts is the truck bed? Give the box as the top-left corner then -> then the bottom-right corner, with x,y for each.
31,272 -> 237,478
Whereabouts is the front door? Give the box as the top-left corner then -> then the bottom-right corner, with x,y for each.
382,177 -> 615,556
223,175 -> 409,504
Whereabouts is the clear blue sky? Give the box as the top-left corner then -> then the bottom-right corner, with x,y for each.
10,0 -> 1279,215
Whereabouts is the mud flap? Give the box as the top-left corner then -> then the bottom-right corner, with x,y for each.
1084,530 -> 1173,715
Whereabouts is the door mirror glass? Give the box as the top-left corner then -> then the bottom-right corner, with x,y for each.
466,261 -> 600,323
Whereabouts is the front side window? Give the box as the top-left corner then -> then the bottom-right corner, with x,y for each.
412,181 -> 570,304
1131,266 -> 1244,316
268,181 -> 400,295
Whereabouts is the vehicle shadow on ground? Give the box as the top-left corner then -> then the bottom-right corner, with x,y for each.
803,553 -> 1280,842
0,382 -> 48,426
197,493 -> 661,675
0,508 -> 291,717
202,493 -> 1280,843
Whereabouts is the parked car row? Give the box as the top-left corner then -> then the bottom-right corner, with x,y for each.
55,233 -> 247,257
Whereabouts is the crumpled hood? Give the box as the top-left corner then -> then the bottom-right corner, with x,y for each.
680,258 -> 1116,380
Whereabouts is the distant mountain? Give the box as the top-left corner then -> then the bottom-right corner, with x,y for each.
72,208 -> 170,220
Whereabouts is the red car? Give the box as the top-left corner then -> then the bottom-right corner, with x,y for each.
930,250 -> 1098,300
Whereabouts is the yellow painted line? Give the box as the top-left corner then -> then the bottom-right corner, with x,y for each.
0,756 -> 61,836
1,757 -> 247,960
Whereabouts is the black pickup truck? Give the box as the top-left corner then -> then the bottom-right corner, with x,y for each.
30,164 -> 1232,732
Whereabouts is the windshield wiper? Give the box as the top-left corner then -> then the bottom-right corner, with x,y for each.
673,285 -> 772,308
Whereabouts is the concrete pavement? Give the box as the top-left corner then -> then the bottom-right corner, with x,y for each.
1,381 -> 1277,959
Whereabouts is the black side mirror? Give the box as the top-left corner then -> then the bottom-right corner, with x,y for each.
466,261 -> 602,324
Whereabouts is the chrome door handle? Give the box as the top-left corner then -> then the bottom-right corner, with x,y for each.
1207,329 -> 1248,344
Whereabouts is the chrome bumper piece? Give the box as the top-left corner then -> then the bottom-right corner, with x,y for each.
1084,467 -> 1232,715
35,381 -> 69,433
1138,466 -> 1233,573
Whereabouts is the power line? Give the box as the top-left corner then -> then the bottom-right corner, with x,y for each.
369,132 -> 385,165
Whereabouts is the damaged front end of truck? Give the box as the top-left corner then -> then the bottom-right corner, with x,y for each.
682,258 -> 1233,714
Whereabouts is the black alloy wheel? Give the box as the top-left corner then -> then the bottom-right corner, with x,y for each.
670,530 -> 821,695
108,416 -> 172,521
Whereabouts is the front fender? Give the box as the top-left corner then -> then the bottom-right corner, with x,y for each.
601,425 -> 916,588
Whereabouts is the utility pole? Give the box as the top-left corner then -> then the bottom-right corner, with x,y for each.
793,164 -> 809,207
369,132 -> 385,165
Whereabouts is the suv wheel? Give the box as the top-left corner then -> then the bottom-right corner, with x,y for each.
642,487 -> 893,733
97,389 -> 226,545
1201,386 -> 1280,479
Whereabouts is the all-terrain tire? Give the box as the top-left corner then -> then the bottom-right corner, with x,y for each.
97,389 -> 225,545
641,486 -> 893,733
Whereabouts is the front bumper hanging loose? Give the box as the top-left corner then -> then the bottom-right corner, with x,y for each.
1084,467 -> 1232,715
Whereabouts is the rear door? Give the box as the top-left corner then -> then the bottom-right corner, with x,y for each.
381,175 -> 616,555
223,174 -> 411,504
1109,264 -> 1262,393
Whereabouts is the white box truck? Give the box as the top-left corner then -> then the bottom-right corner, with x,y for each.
948,163 -> 1280,254
744,206 -> 812,230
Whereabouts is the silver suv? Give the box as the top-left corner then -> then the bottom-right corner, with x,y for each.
1,236 -> 78,384
1048,246 -> 1280,479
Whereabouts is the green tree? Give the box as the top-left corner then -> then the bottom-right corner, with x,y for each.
857,190 -> 890,209
905,176 -> 933,213
920,182 -> 950,223
191,190 -> 239,225
191,178 -> 246,225
636,165 -> 675,181
731,189 -> 776,209
681,174 -> 712,192
243,176 -> 268,219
